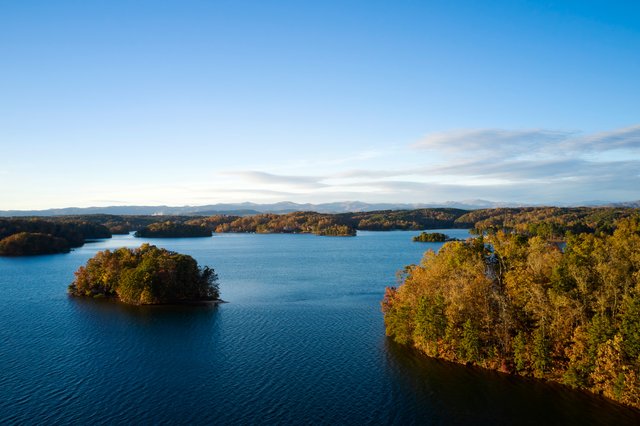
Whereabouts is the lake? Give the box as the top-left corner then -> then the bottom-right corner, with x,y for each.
1,230 -> 639,425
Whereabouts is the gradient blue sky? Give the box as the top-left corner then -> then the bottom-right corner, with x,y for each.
1,0 -> 639,209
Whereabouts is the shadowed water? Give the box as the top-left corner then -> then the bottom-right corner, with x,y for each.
1,230 -> 639,425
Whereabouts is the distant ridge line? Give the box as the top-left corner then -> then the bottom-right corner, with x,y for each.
1,199 -> 638,217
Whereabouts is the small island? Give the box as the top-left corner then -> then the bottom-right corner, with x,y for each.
134,221 -> 212,238
68,244 -> 220,305
412,231 -> 455,242
315,224 -> 356,236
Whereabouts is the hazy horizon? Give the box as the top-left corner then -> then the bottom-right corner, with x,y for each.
2,1 -> 639,209
2,198 -> 638,216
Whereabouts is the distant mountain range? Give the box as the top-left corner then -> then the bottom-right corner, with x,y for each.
1,199 -> 638,217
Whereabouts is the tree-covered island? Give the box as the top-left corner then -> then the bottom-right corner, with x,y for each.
68,244 -> 220,305
412,232 -> 456,242
383,217 -> 640,409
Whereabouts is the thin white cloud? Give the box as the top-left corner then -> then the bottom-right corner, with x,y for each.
427,158 -> 640,181
412,128 -> 574,157
199,188 -> 300,198
215,124 -> 640,204
332,169 -> 404,179
413,125 -> 640,160
223,171 -> 327,189
570,124 -> 640,152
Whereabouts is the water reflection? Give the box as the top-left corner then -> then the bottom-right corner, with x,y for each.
384,339 -> 640,425
69,296 -> 221,320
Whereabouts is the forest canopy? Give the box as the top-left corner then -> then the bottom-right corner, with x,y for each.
412,232 -> 451,242
382,217 -> 640,409
186,212 -> 357,236
68,244 -> 219,305
455,207 -> 638,238
0,232 -> 70,256
134,221 -> 212,238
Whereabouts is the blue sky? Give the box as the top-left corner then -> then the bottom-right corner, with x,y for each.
1,0 -> 639,209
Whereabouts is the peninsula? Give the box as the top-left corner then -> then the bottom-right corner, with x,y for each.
0,218 -> 111,256
383,216 -> 640,409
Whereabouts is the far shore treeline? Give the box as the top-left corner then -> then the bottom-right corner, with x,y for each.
1,206 -> 639,256
0,219 -> 111,256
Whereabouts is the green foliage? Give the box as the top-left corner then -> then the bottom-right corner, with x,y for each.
620,296 -> 640,361
68,244 -> 219,305
587,314 -> 615,361
316,224 -> 356,236
461,319 -> 481,363
382,217 -> 640,409
413,294 -> 447,356
416,294 -> 447,341
513,332 -> 527,372
412,232 -> 450,242
532,326 -> 551,377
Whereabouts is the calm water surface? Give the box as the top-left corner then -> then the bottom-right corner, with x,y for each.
1,230 -> 639,425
